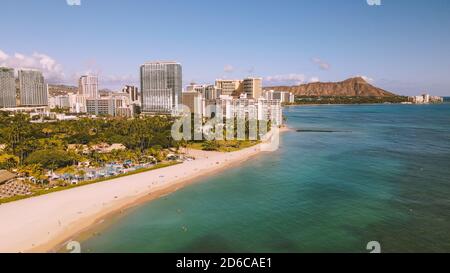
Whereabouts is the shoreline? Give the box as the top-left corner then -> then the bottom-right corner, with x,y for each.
284,101 -> 449,107
52,146 -> 264,253
0,128 -> 289,253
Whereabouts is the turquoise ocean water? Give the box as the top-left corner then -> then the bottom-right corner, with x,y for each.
80,104 -> 450,253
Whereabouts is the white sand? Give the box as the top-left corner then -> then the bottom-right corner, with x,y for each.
0,141 -> 271,253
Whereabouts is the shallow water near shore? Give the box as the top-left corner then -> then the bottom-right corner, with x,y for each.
79,104 -> 450,253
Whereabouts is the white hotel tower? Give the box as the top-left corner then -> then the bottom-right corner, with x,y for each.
79,75 -> 99,99
140,61 -> 182,114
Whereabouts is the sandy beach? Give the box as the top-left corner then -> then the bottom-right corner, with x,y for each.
0,129 -> 286,253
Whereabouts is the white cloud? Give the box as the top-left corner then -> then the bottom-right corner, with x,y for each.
66,0 -> 81,6
14,53 -> 25,60
0,49 -> 138,89
309,77 -> 320,83
224,64 -> 234,73
0,50 -> 8,61
357,75 -> 375,83
70,70 -> 138,90
100,74 -> 139,87
264,74 -> 306,85
0,49 -> 65,82
312,58 -> 331,70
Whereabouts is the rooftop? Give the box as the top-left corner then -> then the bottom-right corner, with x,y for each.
0,170 -> 16,185
215,79 -> 242,82
0,67 -> 14,72
142,61 -> 181,65
18,68 -> 42,73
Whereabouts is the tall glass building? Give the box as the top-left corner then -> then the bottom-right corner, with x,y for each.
0,67 -> 16,108
140,61 -> 182,114
18,69 -> 47,106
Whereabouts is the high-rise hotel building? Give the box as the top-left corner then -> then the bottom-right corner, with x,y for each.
140,61 -> 182,114
215,78 -> 262,99
185,83 -> 222,101
243,77 -> 263,99
18,69 -> 47,106
215,79 -> 243,97
79,75 -> 99,99
0,67 -> 16,108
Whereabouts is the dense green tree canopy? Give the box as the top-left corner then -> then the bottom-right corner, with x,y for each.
24,150 -> 75,170
0,114 -> 178,166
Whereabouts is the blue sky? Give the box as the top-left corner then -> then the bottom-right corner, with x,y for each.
1,0 -> 449,95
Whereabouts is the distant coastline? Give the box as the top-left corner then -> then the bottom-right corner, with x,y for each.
284,95 -> 409,105
283,95 -> 448,106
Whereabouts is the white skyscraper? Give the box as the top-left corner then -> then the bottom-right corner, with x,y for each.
79,75 -> 99,99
